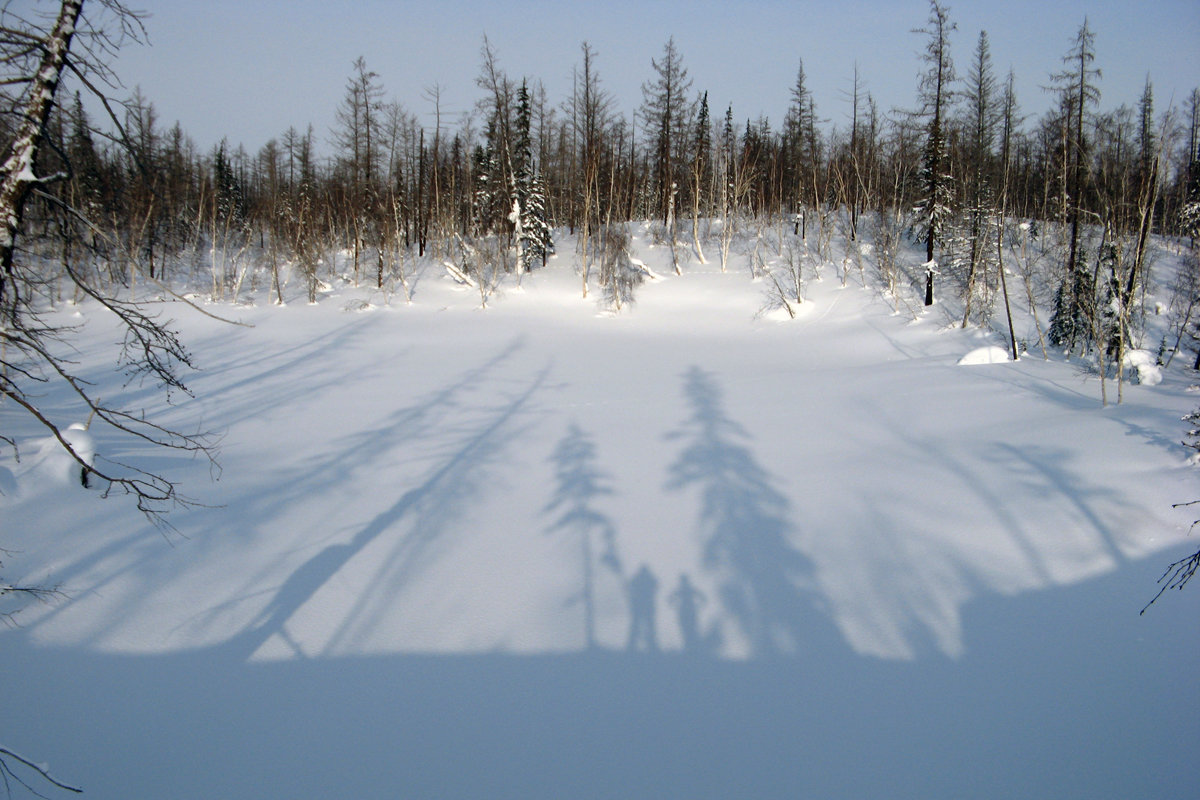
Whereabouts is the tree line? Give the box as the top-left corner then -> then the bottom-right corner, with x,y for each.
2,3 -> 1194,314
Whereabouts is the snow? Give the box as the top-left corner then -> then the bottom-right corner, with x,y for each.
1,222 -> 1197,798
958,345 -> 1013,365
1124,348 -> 1164,386
7,422 -> 94,491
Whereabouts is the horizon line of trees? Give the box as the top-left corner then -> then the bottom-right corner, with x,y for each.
6,3 -> 1200,316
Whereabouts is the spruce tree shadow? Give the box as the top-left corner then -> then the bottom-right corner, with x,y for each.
544,422 -> 623,650
666,365 -> 846,658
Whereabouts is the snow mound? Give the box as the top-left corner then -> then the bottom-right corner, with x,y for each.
627,257 -> 661,281
10,422 -> 96,493
958,346 -> 1012,365
1123,349 -> 1163,385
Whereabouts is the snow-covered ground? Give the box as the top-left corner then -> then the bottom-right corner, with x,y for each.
2,224 -> 1198,798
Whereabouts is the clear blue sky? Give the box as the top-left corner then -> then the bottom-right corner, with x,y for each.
71,0 -> 1200,154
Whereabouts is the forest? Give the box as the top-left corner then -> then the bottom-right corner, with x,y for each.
1,2 -> 1196,352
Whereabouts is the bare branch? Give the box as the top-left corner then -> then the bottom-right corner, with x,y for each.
0,745 -> 82,796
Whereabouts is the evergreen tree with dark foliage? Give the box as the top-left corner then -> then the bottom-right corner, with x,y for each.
472,119 -> 503,236
641,38 -> 693,226
1049,20 -> 1102,350
1048,248 -> 1096,349
512,80 -> 553,270
913,0 -> 956,306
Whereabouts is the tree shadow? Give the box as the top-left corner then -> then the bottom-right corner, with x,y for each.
7,549 -> 1192,799
544,422 -> 623,650
989,442 -> 1130,567
223,352 -> 550,660
23,337 -> 535,649
665,365 -> 845,658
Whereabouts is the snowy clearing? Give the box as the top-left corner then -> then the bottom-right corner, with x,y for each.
2,224 -> 1198,799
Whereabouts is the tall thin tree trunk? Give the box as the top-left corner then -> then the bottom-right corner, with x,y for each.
0,0 -> 83,316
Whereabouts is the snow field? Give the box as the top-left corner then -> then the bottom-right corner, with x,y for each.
2,224 -> 1197,798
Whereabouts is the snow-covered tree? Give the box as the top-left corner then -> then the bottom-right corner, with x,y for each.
523,172 -> 554,268
957,30 -> 1002,327
597,223 -> 647,311
912,0 -> 956,306
471,120 -> 503,236
512,80 -> 553,271
1181,139 -> 1200,243
1049,250 -> 1096,350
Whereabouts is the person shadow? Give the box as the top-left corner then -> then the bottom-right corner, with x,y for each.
625,564 -> 659,653
668,573 -> 707,655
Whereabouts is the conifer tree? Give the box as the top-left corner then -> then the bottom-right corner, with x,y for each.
690,91 -> 712,262
471,120 -> 503,236
959,30 -> 1001,326
524,172 -> 554,268
1048,20 -> 1102,350
512,80 -> 553,270
641,38 -> 693,226
1182,90 -> 1200,244
913,0 -> 956,306
783,60 -> 820,220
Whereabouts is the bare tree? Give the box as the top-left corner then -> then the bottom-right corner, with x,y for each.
1142,408 -> 1200,612
0,743 -> 81,796
568,41 -> 613,297
1,0 -> 218,563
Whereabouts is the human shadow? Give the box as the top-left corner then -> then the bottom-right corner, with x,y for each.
544,422 -> 623,650
625,564 -> 659,653
667,572 -> 708,655
665,366 -> 844,658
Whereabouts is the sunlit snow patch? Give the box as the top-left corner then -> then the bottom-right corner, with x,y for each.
957,346 -> 1012,365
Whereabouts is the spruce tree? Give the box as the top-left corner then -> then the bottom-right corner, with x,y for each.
959,30 -> 1001,326
1049,20 -> 1102,350
913,0 -> 956,306
641,38 -> 693,226
512,80 -> 552,270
